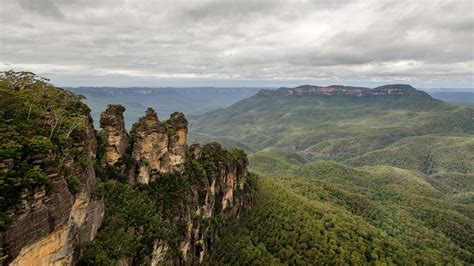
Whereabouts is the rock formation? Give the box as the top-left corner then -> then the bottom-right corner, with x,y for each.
129,108 -> 166,184
99,104 -> 128,165
259,84 -> 430,97
97,107 -> 186,184
152,142 -> 252,264
1,101 -> 252,265
0,71 -> 254,266
0,117 -> 104,265
99,106 -> 188,184
96,106 -> 253,264
162,112 -> 188,173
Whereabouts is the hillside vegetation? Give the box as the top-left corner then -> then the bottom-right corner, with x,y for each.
190,87 -> 473,164
0,71 -> 92,229
192,85 -> 474,264
208,162 -> 473,264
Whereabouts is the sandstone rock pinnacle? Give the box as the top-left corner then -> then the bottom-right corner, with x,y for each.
100,104 -> 129,165
130,108 -> 188,184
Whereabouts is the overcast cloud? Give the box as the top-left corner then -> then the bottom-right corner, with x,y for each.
0,0 -> 473,88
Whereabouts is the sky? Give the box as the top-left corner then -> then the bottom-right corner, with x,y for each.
0,0 -> 473,88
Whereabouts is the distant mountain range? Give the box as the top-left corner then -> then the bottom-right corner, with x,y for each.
427,91 -> 474,107
68,87 -> 262,128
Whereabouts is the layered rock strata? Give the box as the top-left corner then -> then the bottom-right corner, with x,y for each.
101,107 -> 188,184
1,99 -> 253,265
98,106 -> 253,264
99,104 -> 128,165
130,108 -> 187,183
151,142 -> 253,264
259,84 -> 430,97
1,117 -> 104,266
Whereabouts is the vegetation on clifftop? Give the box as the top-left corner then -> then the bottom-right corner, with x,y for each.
0,71 -> 92,230
80,140 -> 250,264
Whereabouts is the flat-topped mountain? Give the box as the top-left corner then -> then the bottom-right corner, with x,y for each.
258,84 -> 430,97
190,83 -> 473,166
189,83 -> 474,264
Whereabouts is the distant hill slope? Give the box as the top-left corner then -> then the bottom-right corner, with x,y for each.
69,87 -> 261,128
427,91 -> 474,107
347,134 -> 474,175
194,84 -> 474,264
190,84 -> 473,163
208,162 -> 473,264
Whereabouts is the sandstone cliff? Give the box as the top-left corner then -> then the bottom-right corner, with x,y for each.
1,101 -> 252,265
258,84 -> 430,97
99,104 -> 128,166
161,142 -> 252,264
92,106 -> 254,264
99,107 -> 189,185
129,108 -> 187,184
0,72 -> 254,265
0,117 -> 104,266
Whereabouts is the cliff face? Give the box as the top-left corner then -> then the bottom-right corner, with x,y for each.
98,107 -> 188,185
0,72 -> 253,265
97,106 -> 254,264
0,117 -> 104,266
1,102 -> 251,265
259,84 -> 430,97
164,142 -> 252,264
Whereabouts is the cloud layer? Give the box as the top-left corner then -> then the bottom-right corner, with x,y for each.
1,0 -> 473,87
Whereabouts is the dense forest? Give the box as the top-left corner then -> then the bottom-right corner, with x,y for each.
208,158 -> 473,264
192,85 -> 474,264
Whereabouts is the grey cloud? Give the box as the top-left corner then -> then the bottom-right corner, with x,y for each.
0,0 -> 473,88
18,0 -> 64,18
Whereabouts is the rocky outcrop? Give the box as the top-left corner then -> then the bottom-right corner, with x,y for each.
129,108 -> 187,184
259,84 -> 430,98
100,104 -> 128,165
1,117 -> 104,265
3,103 -> 252,265
99,106 -> 188,184
0,73 -> 253,265
96,105 -> 253,264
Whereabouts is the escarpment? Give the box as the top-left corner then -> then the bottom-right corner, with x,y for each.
0,106 -> 104,265
85,105 -> 254,264
155,142 -> 252,264
259,84 -> 431,98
